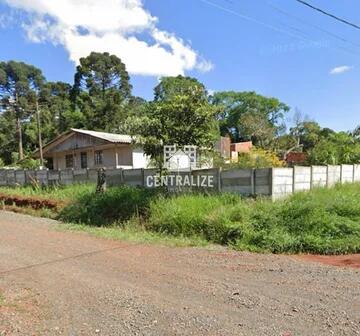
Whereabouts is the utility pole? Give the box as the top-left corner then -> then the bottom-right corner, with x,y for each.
36,99 -> 44,168
14,93 -> 24,160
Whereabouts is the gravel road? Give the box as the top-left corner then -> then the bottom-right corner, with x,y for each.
0,211 -> 359,335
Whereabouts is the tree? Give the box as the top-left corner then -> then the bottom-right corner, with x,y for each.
126,76 -> 218,168
290,121 -> 322,151
73,52 -> 132,131
42,81 -> 74,133
351,125 -> 360,140
211,91 -> 289,146
0,61 -> 44,162
308,132 -> 360,165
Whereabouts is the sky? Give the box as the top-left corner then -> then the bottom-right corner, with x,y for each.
0,0 -> 359,131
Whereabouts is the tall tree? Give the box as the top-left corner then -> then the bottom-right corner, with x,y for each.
73,52 -> 132,131
0,61 -> 44,161
126,76 -> 218,168
211,91 -> 289,146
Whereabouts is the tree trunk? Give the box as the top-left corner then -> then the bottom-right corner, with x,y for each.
16,117 -> 24,161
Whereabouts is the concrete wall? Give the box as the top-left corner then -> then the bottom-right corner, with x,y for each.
221,169 -> 253,195
327,165 -> 341,187
293,166 -> 311,192
272,168 -> 293,200
1,164 -> 360,199
254,168 -> 272,196
341,165 -> 354,184
354,164 -> 360,182
311,166 -> 327,187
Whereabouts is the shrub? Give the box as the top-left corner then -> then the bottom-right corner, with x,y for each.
147,184 -> 360,254
232,147 -> 285,169
148,193 -> 247,244
60,186 -> 159,226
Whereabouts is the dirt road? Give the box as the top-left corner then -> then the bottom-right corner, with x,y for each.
0,211 -> 359,335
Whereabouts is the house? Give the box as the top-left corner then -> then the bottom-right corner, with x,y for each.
34,129 -> 150,170
285,152 -> 308,166
230,141 -> 253,154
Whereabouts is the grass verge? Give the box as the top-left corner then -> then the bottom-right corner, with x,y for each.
55,222 -> 209,248
1,183 -> 360,254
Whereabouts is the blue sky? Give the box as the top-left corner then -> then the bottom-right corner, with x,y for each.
0,0 -> 359,131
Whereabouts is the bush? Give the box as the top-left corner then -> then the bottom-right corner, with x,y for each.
60,186 -> 159,226
3,181 -> 360,254
146,184 -> 360,254
232,147 -> 285,169
148,193 -> 247,244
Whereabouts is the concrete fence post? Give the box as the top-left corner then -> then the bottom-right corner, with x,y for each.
353,164 -> 356,183
326,165 -> 329,188
217,167 -> 222,192
340,165 -> 343,184
292,166 -> 296,194
251,168 -> 255,196
141,168 -> 145,187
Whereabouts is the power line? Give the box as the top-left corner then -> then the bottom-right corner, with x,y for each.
202,0 -> 360,56
198,0 -> 320,44
295,0 -> 360,31
266,0 -> 360,49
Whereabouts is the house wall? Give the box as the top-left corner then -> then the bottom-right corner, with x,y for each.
230,141 -> 253,154
132,147 -> 150,169
49,145 -> 139,170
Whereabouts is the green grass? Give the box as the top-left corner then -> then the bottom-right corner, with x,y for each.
59,186 -> 160,225
147,184 -> 360,254
0,183 -> 95,202
55,221 -> 209,248
1,182 -> 360,254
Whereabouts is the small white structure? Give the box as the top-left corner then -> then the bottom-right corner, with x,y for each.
164,145 -> 197,171
34,129 -> 150,170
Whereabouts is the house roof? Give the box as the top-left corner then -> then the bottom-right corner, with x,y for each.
34,128 -> 133,157
71,129 -> 133,144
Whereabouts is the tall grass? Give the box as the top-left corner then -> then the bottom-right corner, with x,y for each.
59,186 -> 159,226
2,182 -> 360,254
0,184 -> 94,201
147,184 -> 360,254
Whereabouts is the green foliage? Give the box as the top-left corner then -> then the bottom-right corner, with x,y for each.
127,75 -> 219,168
147,184 -> 360,254
16,157 -> 42,169
2,182 -> 360,254
60,186 -> 159,226
0,183 -> 95,201
230,147 -> 285,168
0,61 -> 45,162
308,132 -> 360,165
148,193 -> 245,244
73,52 -> 132,131
0,157 -> 4,167
211,91 -> 289,146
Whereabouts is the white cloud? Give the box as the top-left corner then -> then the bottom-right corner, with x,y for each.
3,0 -> 212,76
329,65 -> 354,75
